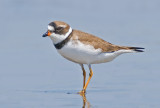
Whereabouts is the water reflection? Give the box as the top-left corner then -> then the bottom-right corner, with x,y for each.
79,93 -> 91,108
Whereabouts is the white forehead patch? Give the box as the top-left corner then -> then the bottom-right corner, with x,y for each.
48,25 -> 54,31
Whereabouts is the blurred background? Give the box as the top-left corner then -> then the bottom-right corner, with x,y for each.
0,0 -> 160,108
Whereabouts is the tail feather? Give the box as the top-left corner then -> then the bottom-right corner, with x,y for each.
128,47 -> 145,52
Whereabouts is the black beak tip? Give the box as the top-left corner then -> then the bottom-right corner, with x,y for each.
42,33 -> 47,37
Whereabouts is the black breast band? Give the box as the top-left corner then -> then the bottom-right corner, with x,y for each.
54,36 -> 71,49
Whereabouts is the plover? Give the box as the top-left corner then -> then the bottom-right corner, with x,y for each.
42,21 -> 144,94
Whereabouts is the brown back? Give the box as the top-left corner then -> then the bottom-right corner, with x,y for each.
70,30 -> 128,52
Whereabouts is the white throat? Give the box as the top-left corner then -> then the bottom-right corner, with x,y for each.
49,27 -> 72,44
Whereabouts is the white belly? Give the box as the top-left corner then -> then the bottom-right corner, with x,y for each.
57,40 -> 124,64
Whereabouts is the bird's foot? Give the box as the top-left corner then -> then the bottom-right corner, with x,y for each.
78,89 -> 86,95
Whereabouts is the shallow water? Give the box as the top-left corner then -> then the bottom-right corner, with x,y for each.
0,0 -> 160,108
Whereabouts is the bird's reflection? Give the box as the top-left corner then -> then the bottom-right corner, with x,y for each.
79,93 -> 91,108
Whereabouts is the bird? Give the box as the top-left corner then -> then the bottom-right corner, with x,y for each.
42,21 -> 144,94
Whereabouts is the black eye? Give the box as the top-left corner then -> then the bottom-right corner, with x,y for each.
56,27 -> 63,32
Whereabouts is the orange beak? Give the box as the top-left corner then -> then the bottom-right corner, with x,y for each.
42,31 -> 51,37
47,31 -> 51,36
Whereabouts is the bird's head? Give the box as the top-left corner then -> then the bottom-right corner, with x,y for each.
42,21 -> 72,44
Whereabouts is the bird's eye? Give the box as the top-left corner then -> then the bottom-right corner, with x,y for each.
56,27 -> 63,32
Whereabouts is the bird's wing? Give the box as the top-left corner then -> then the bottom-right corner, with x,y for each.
71,30 -> 126,53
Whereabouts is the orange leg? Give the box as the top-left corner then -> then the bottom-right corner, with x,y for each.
79,64 -> 93,94
83,64 -> 93,92
79,64 -> 86,94
81,64 -> 86,88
